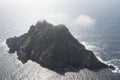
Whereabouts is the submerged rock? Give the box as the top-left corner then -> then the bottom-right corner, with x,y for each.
6,21 -> 115,73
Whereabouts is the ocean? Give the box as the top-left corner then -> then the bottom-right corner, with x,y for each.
0,16 -> 120,80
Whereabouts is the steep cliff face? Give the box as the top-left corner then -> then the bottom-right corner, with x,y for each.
6,21 -> 115,72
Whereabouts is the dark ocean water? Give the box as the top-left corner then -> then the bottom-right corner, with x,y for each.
0,16 -> 120,80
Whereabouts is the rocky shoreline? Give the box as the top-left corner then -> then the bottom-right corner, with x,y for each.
6,21 -> 115,73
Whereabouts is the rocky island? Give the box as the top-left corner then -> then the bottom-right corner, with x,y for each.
6,21 -> 115,73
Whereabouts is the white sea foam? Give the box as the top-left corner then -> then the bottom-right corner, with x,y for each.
97,55 -> 120,73
96,56 -> 108,64
81,41 -> 120,73
106,59 -> 120,73
112,66 -> 120,73
0,40 -> 6,47
80,41 -> 97,50
81,41 -> 107,64
97,56 -> 120,73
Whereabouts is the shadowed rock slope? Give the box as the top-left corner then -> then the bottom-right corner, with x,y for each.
6,21 -> 115,73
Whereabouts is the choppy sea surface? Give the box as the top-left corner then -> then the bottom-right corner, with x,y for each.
0,16 -> 120,80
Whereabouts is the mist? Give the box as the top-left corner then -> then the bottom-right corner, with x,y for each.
0,0 -> 120,29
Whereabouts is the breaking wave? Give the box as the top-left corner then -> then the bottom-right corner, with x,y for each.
81,41 -> 120,73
